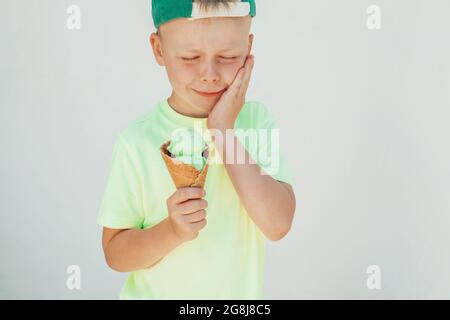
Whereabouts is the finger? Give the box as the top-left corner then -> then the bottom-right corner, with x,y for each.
240,55 -> 254,92
190,218 -> 207,231
175,198 -> 208,215
172,187 -> 205,204
185,209 -> 207,223
239,55 -> 255,97
226,67 -> 245,97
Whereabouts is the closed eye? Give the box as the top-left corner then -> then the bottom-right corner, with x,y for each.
181,56 -> 240,62
181,57 -> 199,61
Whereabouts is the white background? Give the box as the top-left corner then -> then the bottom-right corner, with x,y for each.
1,0 -> 449,299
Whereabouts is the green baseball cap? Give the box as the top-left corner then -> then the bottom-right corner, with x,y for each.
152,0 -> 256,29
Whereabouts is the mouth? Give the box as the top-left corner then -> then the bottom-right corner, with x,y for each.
193,88 -> 226,98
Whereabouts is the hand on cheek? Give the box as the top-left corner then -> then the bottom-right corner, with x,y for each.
207,54 -> 255,130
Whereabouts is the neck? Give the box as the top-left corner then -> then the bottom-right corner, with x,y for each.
168,92 -> 209,118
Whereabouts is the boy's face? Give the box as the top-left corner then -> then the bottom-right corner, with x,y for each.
150,15 -> 254,117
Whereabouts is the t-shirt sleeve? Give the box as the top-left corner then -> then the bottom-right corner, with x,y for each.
97,133 -> 145,229
240,102 -> 294,186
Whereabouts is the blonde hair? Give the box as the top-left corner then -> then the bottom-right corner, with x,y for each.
156,0 -> 240,36
195,0 -> 239,12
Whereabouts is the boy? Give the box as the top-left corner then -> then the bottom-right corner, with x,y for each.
97,0 -> 296,299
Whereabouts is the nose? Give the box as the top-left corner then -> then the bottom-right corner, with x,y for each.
200,62 -> 220,83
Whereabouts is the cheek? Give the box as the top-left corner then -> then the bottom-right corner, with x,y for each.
222,63 -> 243,84
166,63 -> 196,86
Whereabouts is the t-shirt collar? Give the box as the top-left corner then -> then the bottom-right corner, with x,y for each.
160,99 -> 208,128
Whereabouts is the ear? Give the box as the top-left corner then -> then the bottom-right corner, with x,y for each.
248,33 -> 254,54
150,32 -> 165,66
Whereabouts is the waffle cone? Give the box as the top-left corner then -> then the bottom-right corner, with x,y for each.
160,140 -> 210,189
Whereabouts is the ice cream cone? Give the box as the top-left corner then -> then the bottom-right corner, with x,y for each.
160,140 -> 210,189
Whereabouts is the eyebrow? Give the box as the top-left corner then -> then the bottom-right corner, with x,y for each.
180,45 -> 241,53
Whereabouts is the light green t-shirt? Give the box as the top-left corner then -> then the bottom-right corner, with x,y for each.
97,99 -> 293,300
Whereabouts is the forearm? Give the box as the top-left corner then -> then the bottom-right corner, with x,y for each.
104,218 -> 183,272
212,128 -> 296,241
